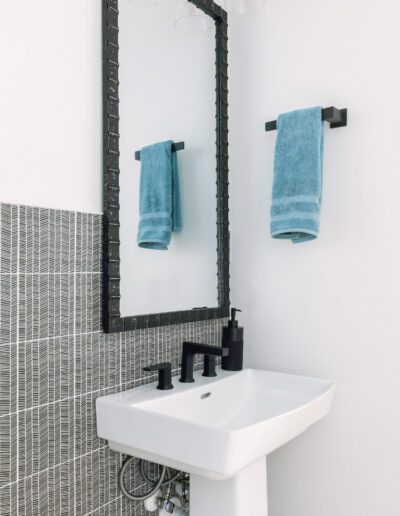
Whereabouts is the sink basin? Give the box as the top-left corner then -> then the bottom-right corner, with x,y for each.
97,368 -> 334,515
97,367 -> 334,475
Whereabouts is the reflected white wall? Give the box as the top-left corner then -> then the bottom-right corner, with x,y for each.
119,0 -> 218,316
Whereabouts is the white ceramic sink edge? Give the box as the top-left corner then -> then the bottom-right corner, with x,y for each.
96,368 -> 335,480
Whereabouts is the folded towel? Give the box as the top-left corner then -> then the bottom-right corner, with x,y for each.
270,107 -> 324,244
137,140 -> 182,250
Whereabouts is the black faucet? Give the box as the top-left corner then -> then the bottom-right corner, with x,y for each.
143,362 -> 173,390
179,342 -> 229,383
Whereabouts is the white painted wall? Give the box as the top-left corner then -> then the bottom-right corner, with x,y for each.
0,0 -> 102,213
229,1 -> 400,515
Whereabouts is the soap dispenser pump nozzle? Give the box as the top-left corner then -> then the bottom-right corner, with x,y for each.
228,308 -> 242,328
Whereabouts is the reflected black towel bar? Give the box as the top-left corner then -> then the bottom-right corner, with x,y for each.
265,107 -> 347,131
135,141 -> 185,161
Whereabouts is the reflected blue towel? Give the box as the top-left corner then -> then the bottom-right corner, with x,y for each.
270,107 -> 324,243
137,141 -> 182,250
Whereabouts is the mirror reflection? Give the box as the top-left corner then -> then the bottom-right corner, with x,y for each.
118,0 -> 218,316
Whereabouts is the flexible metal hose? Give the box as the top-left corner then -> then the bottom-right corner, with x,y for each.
118,456 -> 166,501
139,459 -> 182,487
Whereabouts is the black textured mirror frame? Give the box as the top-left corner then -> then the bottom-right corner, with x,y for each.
102,0 -> 230,333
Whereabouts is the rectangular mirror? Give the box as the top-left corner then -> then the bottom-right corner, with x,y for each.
102,0 -> 229,332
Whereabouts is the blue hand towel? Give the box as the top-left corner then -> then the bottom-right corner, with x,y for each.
137,140 -> 182,250
270,107 -> 324,244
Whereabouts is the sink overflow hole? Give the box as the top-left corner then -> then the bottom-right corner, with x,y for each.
201,392 -> 212,400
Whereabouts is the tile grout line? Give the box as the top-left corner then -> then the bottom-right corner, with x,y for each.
83,495 -> 123,516
0,445 -> 110,492
0,272 -> 102,276
0,365 -> 183,420
73,211 -> 77,516
58,214 -> 64,516
58,212 -> 64,516
44,223 -> 51,515
0,320 -> 213,348
0,330 -> 105,348
0,368 -> 164,419
15,205 -> 20,513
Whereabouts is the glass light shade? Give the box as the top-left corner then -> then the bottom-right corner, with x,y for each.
128,0 -> 164,6
218,0 -> 265,14
174,0 -> 211,34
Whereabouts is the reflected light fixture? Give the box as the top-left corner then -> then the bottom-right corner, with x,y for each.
128,0 -> 164,7
174,0 -> 211,33
217,0 -> 265,14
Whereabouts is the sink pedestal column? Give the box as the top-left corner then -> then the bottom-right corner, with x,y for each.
190,457 -> 268,516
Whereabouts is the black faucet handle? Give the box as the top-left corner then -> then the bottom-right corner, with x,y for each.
203,355 -> 217,377
143,362 -> 173,390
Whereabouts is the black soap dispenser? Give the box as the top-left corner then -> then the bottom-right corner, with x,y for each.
221,308 -> 243,371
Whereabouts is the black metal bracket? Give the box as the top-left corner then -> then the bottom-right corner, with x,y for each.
135,142 -> 185,161
265,106 -> 347,131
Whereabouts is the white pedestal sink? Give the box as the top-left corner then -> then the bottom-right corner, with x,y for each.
96,368 -> 335,515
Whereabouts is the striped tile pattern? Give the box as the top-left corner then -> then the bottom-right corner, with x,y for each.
0,202 -> 226,515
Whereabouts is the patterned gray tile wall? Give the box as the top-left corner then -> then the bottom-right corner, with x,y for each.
0,203 -> 225,516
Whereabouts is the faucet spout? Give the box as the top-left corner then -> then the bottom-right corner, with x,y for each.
179,342 -> 228,383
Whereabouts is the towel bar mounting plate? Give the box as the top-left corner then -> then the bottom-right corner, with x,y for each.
135,141 -> 185,161
265,107 -> 347,131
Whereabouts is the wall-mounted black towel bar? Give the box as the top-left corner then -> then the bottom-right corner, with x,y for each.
135,142 -> 185,161
265,107 -> 347,131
